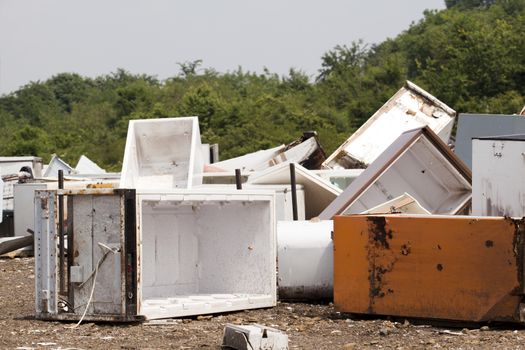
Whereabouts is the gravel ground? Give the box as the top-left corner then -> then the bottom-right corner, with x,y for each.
1,257 -> 525,349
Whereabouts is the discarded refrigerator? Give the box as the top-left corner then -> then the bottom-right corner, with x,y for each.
35,188 -> 276,321
119,117 -> 204,190
319,126 -> 471,219
323,81 -> 455,169
334,214 -> 525,323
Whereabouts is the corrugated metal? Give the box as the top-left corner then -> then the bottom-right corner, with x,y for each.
334,214 -> 525,323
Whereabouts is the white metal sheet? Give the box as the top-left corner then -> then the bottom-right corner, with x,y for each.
212,145 -> 284,172
472,137 -> 525,216
75,155 -> 106,174
14,183 -> 47,237
43,155 -> 74,177
248,162 -> 342,219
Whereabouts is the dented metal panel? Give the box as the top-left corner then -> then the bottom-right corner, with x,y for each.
334,215 -> 525,323
323,81 -> 455,169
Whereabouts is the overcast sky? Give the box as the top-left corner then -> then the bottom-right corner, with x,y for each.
0,0 -> 445,95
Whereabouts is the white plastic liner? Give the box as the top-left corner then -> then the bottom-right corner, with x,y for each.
120,117 -> 203,190
138,191 -> 277,319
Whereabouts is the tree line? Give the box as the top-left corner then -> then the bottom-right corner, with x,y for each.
0,0 -> 523,171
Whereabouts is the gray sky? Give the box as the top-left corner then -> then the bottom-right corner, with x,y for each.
0,0 -> 445,95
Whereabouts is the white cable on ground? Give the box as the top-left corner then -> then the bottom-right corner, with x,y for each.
67,242 -> 120,329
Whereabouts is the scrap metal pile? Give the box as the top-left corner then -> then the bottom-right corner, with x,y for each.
3,80 -> 525,326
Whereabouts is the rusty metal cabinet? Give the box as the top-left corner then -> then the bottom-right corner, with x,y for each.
334,215 -> 525,323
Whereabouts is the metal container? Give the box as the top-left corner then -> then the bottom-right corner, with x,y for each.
323,81 -> 455,169
35,188 -> 276,321
334,214 -> 525,323
472,134 -> 525,216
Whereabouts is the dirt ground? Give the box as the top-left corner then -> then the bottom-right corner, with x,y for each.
1,257 -> 525,349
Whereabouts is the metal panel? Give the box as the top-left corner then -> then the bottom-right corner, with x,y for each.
334,215 -> 525,323
35,189 -> 140,322
198,184 -> 305,221
35,190 -> 58,317
14,183 -> 47,237
455,114 -> 525,169
323,81 -> 455,169
71,194 -> 122,315
43,155 -> 74,177
472,136 -> 525,216
0,156 -> 43,177
319,127 -> 471,219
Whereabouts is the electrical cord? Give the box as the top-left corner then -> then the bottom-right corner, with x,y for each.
68,242 -> 120,328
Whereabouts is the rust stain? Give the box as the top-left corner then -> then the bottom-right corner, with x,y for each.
366,217 -> 397,314
368,216 -> 393,249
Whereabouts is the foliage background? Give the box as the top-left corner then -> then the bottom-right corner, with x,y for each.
0,0 -> 523,171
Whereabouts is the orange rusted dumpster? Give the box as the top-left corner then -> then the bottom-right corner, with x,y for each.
334,215 -> 525,323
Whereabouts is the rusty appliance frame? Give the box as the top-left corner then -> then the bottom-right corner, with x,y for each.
35,188 -> 141,322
